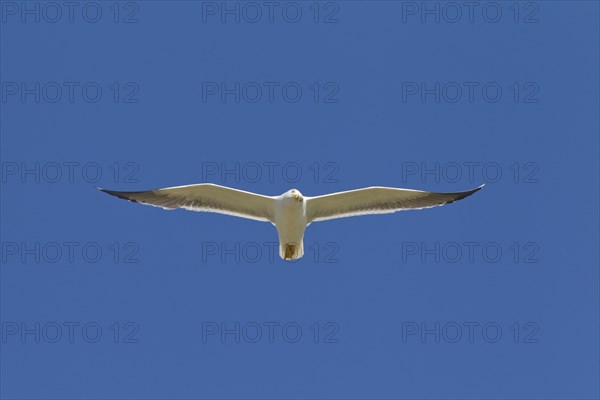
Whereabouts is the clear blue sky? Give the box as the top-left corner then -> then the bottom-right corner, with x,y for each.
1,1 -> 599,399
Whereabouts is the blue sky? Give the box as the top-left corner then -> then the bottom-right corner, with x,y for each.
1,1 -> 599,399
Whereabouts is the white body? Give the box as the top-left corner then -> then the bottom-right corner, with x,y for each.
274,191 -> 308,260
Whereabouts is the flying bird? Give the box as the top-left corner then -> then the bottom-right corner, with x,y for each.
99,183 -> 483,260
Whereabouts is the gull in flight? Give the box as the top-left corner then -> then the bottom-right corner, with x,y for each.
99,183 -> 483,260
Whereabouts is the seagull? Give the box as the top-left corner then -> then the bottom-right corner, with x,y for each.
99,183 -> 483,260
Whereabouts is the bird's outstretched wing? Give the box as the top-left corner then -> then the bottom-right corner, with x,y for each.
306,185 -> 483,223
99,183 -> 276,222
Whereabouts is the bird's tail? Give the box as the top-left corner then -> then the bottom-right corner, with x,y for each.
279,241 -> 304,261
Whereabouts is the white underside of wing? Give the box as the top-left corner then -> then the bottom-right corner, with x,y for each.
151,201 -> 271,222
100,183 -> 276,222
308,203 -> 435,222
306,185 -> 483,223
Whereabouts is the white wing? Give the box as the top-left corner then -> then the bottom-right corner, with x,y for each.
306,185 -> 483,223
99,183 -> 276,222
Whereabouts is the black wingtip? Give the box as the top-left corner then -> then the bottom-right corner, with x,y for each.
468,183 -> 485,195
444,184 -> 484,204
98,187 -> 139,203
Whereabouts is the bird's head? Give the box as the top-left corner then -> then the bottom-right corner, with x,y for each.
285,189 -> 304,202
